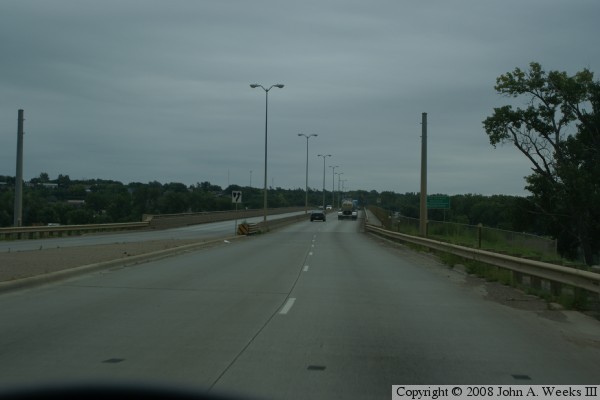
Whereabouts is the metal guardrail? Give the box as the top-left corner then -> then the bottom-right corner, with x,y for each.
366,223 -> 600,295
0,222 -> 149,240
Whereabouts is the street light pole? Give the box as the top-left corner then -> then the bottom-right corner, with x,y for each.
329,165 -> 338,208
298,133 -> 318,214
336,172 -> 344,206
317,154 -> 331,210
250,83 -> 284,224
420,112 -> 428,236
14,109 -> 24,227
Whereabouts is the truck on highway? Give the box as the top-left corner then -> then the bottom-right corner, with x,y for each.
338,198 -> 358,220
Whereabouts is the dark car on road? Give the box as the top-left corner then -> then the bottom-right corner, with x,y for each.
310,210 -> 326,222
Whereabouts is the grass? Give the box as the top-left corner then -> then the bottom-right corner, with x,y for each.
368,213 -> 598,314
368,206 -> 598,313
398,221 -> 581,267
435,249 -> 595,312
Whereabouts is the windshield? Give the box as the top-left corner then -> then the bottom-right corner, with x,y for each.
1,1 -> 600,399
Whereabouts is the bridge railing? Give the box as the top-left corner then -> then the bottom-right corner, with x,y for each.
0,222 -> 149,240
143,207 -> 304,229
0,207 -> 307,241
365,223 -> 600,299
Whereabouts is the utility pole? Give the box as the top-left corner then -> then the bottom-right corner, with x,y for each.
419,112 -> 427,236
13,110 -> 25,227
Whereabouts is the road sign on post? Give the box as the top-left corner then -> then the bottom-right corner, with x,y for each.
427,195 -> 450,209
232,191 -> 242,235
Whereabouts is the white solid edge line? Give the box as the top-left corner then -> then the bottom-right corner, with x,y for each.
279,298 -> 296,315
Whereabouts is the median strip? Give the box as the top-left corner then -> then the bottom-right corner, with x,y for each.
0,235 -> 244,293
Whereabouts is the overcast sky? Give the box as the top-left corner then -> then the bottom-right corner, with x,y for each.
1,0 -> 598,196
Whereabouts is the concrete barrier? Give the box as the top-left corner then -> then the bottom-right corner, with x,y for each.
0,208 -> 305,241
0,222 -> 149,240
143,207 -> 304,230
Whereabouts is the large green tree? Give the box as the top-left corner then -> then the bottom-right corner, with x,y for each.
483,62 -> 600,264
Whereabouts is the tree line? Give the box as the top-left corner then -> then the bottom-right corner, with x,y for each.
0,174 -> 542,232
0,173 -> 595,263
0,174 -> 318,227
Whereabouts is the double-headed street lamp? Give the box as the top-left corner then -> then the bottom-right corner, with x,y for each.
335,172 -> 344,206
250,83 -> 284,224
298,133 -> 318,214
317,154 -> 331,210
340,179 -> 348,198
329,165 -> 338,208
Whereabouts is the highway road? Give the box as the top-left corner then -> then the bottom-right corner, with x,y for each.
0,213 -> 599,399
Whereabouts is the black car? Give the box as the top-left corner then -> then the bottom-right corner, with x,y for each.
310,210 -> 326,222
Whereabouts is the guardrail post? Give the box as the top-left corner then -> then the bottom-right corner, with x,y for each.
512,271 -> 522,285
550,281 -> 562,296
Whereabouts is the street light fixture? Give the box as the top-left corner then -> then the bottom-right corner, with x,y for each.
329,165 -> 338,208
317,154 -> 331,210
250,83 -> 285,224
298,133 -> 318,214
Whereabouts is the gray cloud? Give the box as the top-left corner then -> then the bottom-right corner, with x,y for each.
1,0 -> 598,195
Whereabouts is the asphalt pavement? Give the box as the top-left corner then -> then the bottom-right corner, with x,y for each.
0,213 -> 599,399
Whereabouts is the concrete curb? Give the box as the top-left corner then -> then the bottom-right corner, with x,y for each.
0,235 -> 244,294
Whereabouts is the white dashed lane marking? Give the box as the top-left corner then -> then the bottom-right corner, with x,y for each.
279,298 -> 296,315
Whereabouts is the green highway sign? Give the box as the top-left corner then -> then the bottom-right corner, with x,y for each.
427,195 -> 450,209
